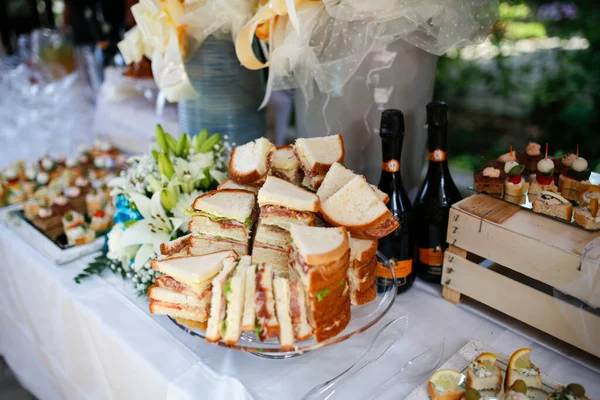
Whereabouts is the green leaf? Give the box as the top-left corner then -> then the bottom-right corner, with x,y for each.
194,129 -> 209,151
156,125 -> 169,153
176,134 -> 188,158
339,278 -> 345,286
124,219 -> 138,227
199,133 -> 221,153
219,319 -> 227,335
151,150 -> 159,162
539,168 -> 554,177
255,318 -> 262,341
506,164 -> 525,176
158,153 -> 175,179
244,216 -> 251,228
316,288 -> 329,302
165,134 -> 178,153
224,278 -> 233,295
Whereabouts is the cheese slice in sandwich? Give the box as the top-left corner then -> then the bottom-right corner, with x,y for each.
229,137 -> 276,184
318,162 -> 389,204
151,250 -> 238,296
206,256 -> 240,342
273,277 -> 294,349
295,135 -> 345,177
241,264 -> 257,332
257,176 -> 318,230
271,146 -> 303,185
255,263 -> 279,341
289,280 -> 312,341
217,179 -> 259,194
320,175 -> 398,239
222,256 -> 252,344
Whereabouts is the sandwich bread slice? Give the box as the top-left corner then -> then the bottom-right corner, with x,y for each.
255,263 -> 279,341
320,175 -> 398,239
159,234 -> 193,257
295,134 -> 345,177
188,234 -> 250,256
273,277 -> 294,349
289,280 -> 312,341
222,256 -> 252,344
206,256 -> 241,342
257,176 -> 318,230
271,146 -> 303,185
241,264 -> 257,331
251,245 -> 289,277
148,284 -> 211,322
191,189 -> 256,230
217,179 -> 259,194
347,234 -> 378,306
151,250 -> 238,295
317,162 -> 388,204
229,137 -> 276,184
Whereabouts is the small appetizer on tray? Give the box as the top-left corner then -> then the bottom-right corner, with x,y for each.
547,383 -> 589,400
504,348 -> 542,392
22,165 -> 37,195
580,186 -> 600,206
89,209 -> 112,231
530,144 -> 558,195
474,166 -> 504,196
504,155 -> 529,197
574,199 -> 600,230
62,210 -> 85,231
559,149 -> 591,195
503,379 -> 529,400
532,191 -> 573,221
85,188 -> 105,217
65,224 -> 96,246
522,142 -> 542,172
466,352 -> 502,394
428,369 -> 465,400
552,153 -> 575,184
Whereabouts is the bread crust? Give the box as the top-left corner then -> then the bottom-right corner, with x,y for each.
349,236 -> 378,264
350,283 -> 376,306
296,134 -> 345,176
300,227 -> 349,265
320,203 -> 396,235
504,367 -> 542,392
192,188 -> 256,210
312,305 -> 351,342
532,198 -> 573,221
574,208 -> 600,230
228,147 -> 274,184
466,365 -> 502,393
151,250 -> 239,271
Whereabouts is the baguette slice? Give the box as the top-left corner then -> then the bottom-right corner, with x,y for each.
258,176 -> 319,212
217,179 -> 260,194
192,189 -> 256,226
295,135 -> 345,175
229,138 -> 276,184
504,179 -> 529,196
505,367 -> 542,391
223,256 -> 251,344
574,207 -> 600,230
273,277 -> 294,350
206,257 -> 240,342
532,191 -> 573,221
466,364 -> 502,393
529,175 -> 557,195
320,176 -> 398,239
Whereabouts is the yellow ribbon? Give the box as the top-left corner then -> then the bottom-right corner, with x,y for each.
235,0 -> 313,70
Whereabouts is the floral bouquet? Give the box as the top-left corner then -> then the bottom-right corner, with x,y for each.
75,125 -> 230,295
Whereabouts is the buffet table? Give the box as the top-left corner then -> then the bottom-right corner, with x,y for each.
1,215 -> 600,400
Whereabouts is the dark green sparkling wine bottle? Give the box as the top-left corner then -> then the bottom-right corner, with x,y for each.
376,109 -> 416,294
414,101 -> 462,283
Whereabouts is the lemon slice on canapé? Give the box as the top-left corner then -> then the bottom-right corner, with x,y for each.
475,352 -> 498,370
508,348 -> 532,370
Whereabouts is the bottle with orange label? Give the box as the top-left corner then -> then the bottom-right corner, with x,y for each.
376,109 -> 416,294
414,101 -> 462,283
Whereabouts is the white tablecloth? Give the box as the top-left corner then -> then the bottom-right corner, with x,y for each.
1,218 -> 599,400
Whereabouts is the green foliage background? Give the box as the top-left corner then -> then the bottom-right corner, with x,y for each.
435,0 -> 600,172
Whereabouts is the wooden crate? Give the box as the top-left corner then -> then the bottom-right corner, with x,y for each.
441,194 -> 600,358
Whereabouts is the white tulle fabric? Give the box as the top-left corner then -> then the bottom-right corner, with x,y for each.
261,0 -> 497,103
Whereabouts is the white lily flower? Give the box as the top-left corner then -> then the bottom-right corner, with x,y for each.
121,192 -> 182,270
190,152 -> 215,169
174,158 -> 204,194
172,189 -> 203,231
209,169 -> 228,184
107,223 -> 140,267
